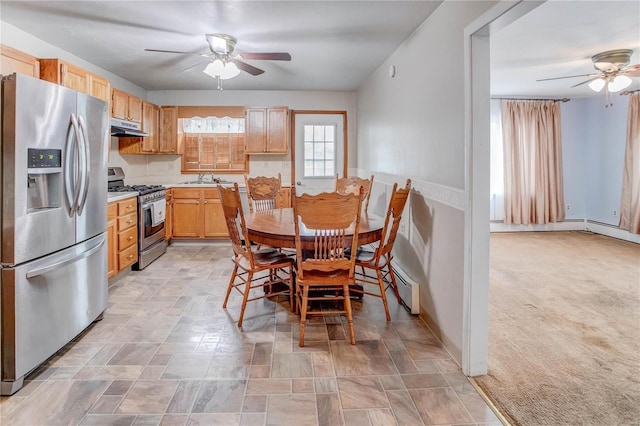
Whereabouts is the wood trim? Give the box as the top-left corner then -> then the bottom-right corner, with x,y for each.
290,110 -> 348,186
177,106 -> 246,118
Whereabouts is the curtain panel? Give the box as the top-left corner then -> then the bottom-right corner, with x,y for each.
619,93 -> 640,234
501,100 -> 565,225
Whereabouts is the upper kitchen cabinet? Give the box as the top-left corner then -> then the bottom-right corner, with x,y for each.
159,106 -> 178,154
118,104 -> 177,155
245,107 -> 289,154
0,44 -> 40,78
111,88 -> 142,123
39,58 -> 110,103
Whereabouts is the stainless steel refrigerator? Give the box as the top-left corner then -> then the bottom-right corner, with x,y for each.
0,73 -> 109,395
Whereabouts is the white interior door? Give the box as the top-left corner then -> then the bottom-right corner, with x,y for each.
294,113 -> 344,195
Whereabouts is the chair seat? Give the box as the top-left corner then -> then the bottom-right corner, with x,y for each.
298,269 -> 353,286
235,249 -> 294,270
355,249 -> 376,263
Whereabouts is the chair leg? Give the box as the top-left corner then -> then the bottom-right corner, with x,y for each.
237,271 -> 253,328
343,283 -> 356,345
376,268 -> 391,321
386,263 -> 401,303
299,284 -> 310,347
222,263 -> 239,309
287,266 -> 294,312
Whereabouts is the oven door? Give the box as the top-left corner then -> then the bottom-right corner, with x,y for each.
139,199 -> 165,250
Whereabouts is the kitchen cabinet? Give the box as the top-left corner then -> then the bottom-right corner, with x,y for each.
171,187 -> 229,239
112,88 -> 142,123
118,101 -> 160,154
1,44 -> 40,78
107,196 -> 138,278
39,58 -> 110,103
159,106 -> 178,154
165,189 -> 173,242
245,107 -> 289,154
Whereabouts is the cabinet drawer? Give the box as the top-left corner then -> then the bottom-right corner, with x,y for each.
118,226 -> 137,250
119,244 -> 138,270
108,202 -> 117,220
118,212 -> 137,231
173,188 -> 201,199
118,198 -> 137,215
203,188 -> 220,199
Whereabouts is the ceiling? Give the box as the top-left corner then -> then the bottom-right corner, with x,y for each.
491,0 -> 640,98
0,1 -> 442,91
1,1 -> 638,96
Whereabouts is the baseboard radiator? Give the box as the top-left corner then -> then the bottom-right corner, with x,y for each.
391,260 -> 420,314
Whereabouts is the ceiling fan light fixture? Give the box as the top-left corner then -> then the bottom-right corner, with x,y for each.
607,75 -> 632,93
220,62 -> 241,80
588,78 -> 606,92
203,59 -> 225,78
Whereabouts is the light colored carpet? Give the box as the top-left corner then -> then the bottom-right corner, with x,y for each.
476,231 -> 640,426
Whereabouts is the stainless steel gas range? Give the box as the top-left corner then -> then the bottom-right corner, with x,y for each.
108,167 -> 167,270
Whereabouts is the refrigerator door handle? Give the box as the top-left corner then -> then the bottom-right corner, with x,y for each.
25,238 -> 105,279
76,115 -> 91,215
69,113 -> 83,213
63,119 -> 77,217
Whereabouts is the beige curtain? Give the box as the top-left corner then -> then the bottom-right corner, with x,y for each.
501,100 -> 565,224
619,93 -> 640,234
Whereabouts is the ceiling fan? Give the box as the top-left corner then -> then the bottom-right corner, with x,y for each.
537,49 -> 640,92
145,33 -> 291,87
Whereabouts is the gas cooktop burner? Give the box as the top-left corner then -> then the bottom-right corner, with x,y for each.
109,184 -> 165,195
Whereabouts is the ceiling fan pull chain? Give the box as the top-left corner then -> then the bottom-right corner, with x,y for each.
217,76 -> 222,91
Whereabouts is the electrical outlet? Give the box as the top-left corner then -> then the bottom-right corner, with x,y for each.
566,204 -> 570,210
613,210 -> 617,216
399,222 -> 406,235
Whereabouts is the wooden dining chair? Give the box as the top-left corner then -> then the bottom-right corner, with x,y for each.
218,183 -> 294,327
335,174 -> 374,212
353,179 -> 411,321
244,173 -> 282,213
292,188 -> 364,346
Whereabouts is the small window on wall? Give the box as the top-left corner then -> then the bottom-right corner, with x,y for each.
303,124 -> 335,177
180,116 -> 248,173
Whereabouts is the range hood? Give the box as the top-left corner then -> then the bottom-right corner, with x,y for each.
110,118 -> 148,137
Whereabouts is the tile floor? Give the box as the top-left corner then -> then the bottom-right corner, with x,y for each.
0,244 -> 501,426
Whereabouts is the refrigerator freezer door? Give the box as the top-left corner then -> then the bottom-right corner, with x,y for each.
1,74 -> 78,265
75,93 -> 108,243
0,232 -> 107,395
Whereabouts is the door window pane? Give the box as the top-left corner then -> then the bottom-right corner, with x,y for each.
303,124 -> 336,177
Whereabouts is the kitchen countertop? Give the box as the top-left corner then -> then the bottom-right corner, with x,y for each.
165,183 -> 246,189
108,191 -> 139,203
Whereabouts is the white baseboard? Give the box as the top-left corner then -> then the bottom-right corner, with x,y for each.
585,221 -> 640,244
490,219 -> 586,233
490,219 -> 640,245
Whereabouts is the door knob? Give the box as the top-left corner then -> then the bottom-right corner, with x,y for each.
296,181 -> 302,186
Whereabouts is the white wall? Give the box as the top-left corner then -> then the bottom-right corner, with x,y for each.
356,1 -> 496,363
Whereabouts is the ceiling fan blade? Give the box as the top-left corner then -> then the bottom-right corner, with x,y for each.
145,48 -> 200,55
537,73 -> 600,82
232,59 -> 265,76
239,52 -> 292,61
182,60 -> 210,72
622,64 -> 640,77
571,76 -> 602,88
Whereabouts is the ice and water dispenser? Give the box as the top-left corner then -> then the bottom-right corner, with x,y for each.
27,148 -> 62,212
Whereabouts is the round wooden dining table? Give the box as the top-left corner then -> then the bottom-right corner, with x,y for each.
245,208 -> 385,250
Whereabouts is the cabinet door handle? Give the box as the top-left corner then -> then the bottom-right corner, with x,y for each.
204,201 -> 208,204
128,236 -> 133,241
127,254 -> 134,260
127,219 -> 133,224
196,201 -> 200,204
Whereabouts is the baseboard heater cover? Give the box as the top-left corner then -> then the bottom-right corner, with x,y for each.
391,260 -> 420,314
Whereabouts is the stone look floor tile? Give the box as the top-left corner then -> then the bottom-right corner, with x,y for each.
0,246 -> 494,426
337,376 -> 389,409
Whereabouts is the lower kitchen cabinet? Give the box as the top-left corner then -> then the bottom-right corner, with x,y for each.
107,196 -> 138,278
171,187 -> 229,239
165,189 -> 173,242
